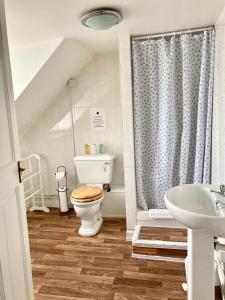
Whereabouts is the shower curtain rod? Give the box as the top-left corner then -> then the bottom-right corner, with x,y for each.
132,26 -> 214,41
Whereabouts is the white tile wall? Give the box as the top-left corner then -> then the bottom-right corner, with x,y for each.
72,52 -> 124,186
20,51 -> 124,202
20,88 -> 75,196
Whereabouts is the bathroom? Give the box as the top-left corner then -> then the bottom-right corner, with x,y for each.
1,0 -> 225,299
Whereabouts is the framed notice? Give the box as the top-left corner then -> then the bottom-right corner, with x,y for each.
90,108 -> 106,131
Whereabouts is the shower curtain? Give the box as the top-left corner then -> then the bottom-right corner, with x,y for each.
132,30 -> 215,210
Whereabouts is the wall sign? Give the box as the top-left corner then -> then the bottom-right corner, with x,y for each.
90,108 -> 106,130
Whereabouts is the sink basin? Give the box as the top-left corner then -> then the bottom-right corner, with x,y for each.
165,184 -> 225,300
165,184 -> 225,237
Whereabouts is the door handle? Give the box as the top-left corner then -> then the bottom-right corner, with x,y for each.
17,161 -> 27,183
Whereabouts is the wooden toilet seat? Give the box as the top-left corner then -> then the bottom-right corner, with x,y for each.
70,186 -> 103,203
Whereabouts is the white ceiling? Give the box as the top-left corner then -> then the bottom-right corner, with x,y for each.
5,0 -> 225,52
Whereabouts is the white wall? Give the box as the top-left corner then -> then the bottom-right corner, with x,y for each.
119,27 -> 137,236
10,38 -> 62,99
20,51 -> 125,217
212,6 -> 225,185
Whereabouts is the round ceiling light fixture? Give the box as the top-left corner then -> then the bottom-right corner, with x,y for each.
81,9 -> 122,30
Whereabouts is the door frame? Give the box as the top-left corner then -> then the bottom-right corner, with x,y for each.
0,1 -> 34,299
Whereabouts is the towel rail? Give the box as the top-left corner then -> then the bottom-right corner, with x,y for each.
21,154 -> 49,213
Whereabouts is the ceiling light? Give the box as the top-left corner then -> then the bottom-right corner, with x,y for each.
81,9 -> 122,30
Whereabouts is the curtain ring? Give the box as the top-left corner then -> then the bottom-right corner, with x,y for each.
189,30 -> 192,36
173,32 -> 176,38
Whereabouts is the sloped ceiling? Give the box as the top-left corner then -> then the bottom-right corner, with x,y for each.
16,39 -> 94,135
5,0 -> 225,52
10,38 -> 63,99
5,0 -> 225,135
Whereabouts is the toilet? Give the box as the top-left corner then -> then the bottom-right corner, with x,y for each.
71,154 -> 115,236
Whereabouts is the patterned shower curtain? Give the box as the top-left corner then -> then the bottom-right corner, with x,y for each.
132,30 -> 215,210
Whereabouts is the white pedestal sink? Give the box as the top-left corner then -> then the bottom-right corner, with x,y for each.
165,184 -> 225,300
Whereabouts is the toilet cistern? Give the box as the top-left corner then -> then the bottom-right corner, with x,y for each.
71,154 -> 115,236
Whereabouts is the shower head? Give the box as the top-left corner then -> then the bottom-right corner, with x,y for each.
81,9 -> 122,30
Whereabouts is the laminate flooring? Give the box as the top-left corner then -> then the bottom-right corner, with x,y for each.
27,208 -> 222,300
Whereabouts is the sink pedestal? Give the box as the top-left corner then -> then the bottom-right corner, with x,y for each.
188,229 -> 215,300
165,184 -> 225,299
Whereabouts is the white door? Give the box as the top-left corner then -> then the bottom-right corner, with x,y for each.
0,1 -> 33,300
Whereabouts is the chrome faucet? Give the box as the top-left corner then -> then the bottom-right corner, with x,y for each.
210,185 -> 225,212
210,184 -> 225,196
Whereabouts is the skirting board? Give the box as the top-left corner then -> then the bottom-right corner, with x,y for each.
25,196 -> 59,211
26,193 -> 126,218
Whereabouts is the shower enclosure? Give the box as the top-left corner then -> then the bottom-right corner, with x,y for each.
132,28 -> 215,211
118,27 -> 216,237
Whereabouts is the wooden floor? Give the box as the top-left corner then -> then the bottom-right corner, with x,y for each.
139,226 -> 187,242
27,209 -> 221,300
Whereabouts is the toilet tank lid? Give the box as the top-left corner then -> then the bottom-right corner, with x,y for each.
74,154 -> 115,161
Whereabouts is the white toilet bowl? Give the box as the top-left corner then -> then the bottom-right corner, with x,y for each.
72,154 -> 115,236
71,186 -> 104,236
